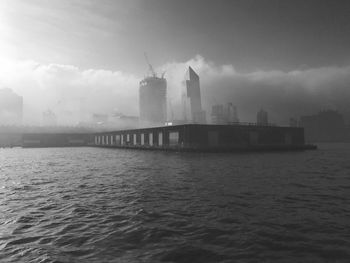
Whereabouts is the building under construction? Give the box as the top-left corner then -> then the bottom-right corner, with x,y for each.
139,55 -> 167,126
139,76 -> 167,125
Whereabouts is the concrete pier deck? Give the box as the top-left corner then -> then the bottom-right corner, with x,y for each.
90,124 -> 317,152
21,124 -> 317,151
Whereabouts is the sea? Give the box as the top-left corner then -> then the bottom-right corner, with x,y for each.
0,144 -> 349,263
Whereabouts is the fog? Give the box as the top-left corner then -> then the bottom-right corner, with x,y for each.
1,55 -> 350,126
173,56 -> 350,124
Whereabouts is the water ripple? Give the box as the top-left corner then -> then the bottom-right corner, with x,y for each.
0,144 -> 349,262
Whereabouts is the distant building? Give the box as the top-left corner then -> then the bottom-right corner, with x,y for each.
289,118 -> 298,127
139,76 -> 167,126
226,103 -> 239,123
211,103 -> 239,124
110,114 -> 139,129
300,110 -> 346,142
211,104 -> 225,124
0,88 -> 23,125
182,67 -> 206,123
92,113 -> 108,124
257,109 -> 268,126
89,112 -> 139,130
42,110 -> 57,126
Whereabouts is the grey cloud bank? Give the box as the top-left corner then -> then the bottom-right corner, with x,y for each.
164,56 -> 350,124
1,56 -> 350,125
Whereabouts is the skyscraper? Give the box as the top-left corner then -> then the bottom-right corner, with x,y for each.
211,104 -> 225,124
257,108 -> 268,126
42,109 -> 57,126
300,110 -> 346,142
226,103 -> 239,123
211,103 -> 239,124
182,67 -> 206,123
139,76 -> 167,126
0,88 -> 23,125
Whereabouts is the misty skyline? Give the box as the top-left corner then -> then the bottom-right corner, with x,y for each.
0,0 -> 350,125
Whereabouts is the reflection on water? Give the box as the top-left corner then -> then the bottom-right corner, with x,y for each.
0,144 -> 350,262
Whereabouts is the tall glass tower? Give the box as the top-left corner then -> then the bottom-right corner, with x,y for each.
182,67 -> 206,123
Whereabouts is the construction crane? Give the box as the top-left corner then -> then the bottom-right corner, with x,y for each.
161,71 -> 166,79
144,52 -> 156,77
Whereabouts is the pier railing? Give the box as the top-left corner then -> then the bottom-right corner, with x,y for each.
226,122 -> 277,127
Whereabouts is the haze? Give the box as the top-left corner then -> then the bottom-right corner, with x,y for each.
1,0 -> 350,125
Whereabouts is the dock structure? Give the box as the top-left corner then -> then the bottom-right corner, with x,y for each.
91,124 -> 316,152
22,133 -> 90,148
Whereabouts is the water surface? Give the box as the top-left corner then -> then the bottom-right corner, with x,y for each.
0,144 -> 349,262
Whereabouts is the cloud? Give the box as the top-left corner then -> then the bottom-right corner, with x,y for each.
0,59 -> 139,125
161,55 -> 350,124
1,56 -> 350,126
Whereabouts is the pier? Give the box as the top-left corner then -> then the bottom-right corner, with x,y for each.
90,124 -> 316,152
20,124 -> 317,151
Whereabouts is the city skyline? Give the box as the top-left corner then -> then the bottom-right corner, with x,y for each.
0,0 -> 350,125
1,3 -> 350,262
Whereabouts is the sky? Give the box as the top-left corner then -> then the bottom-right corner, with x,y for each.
0,0 -> 350,125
